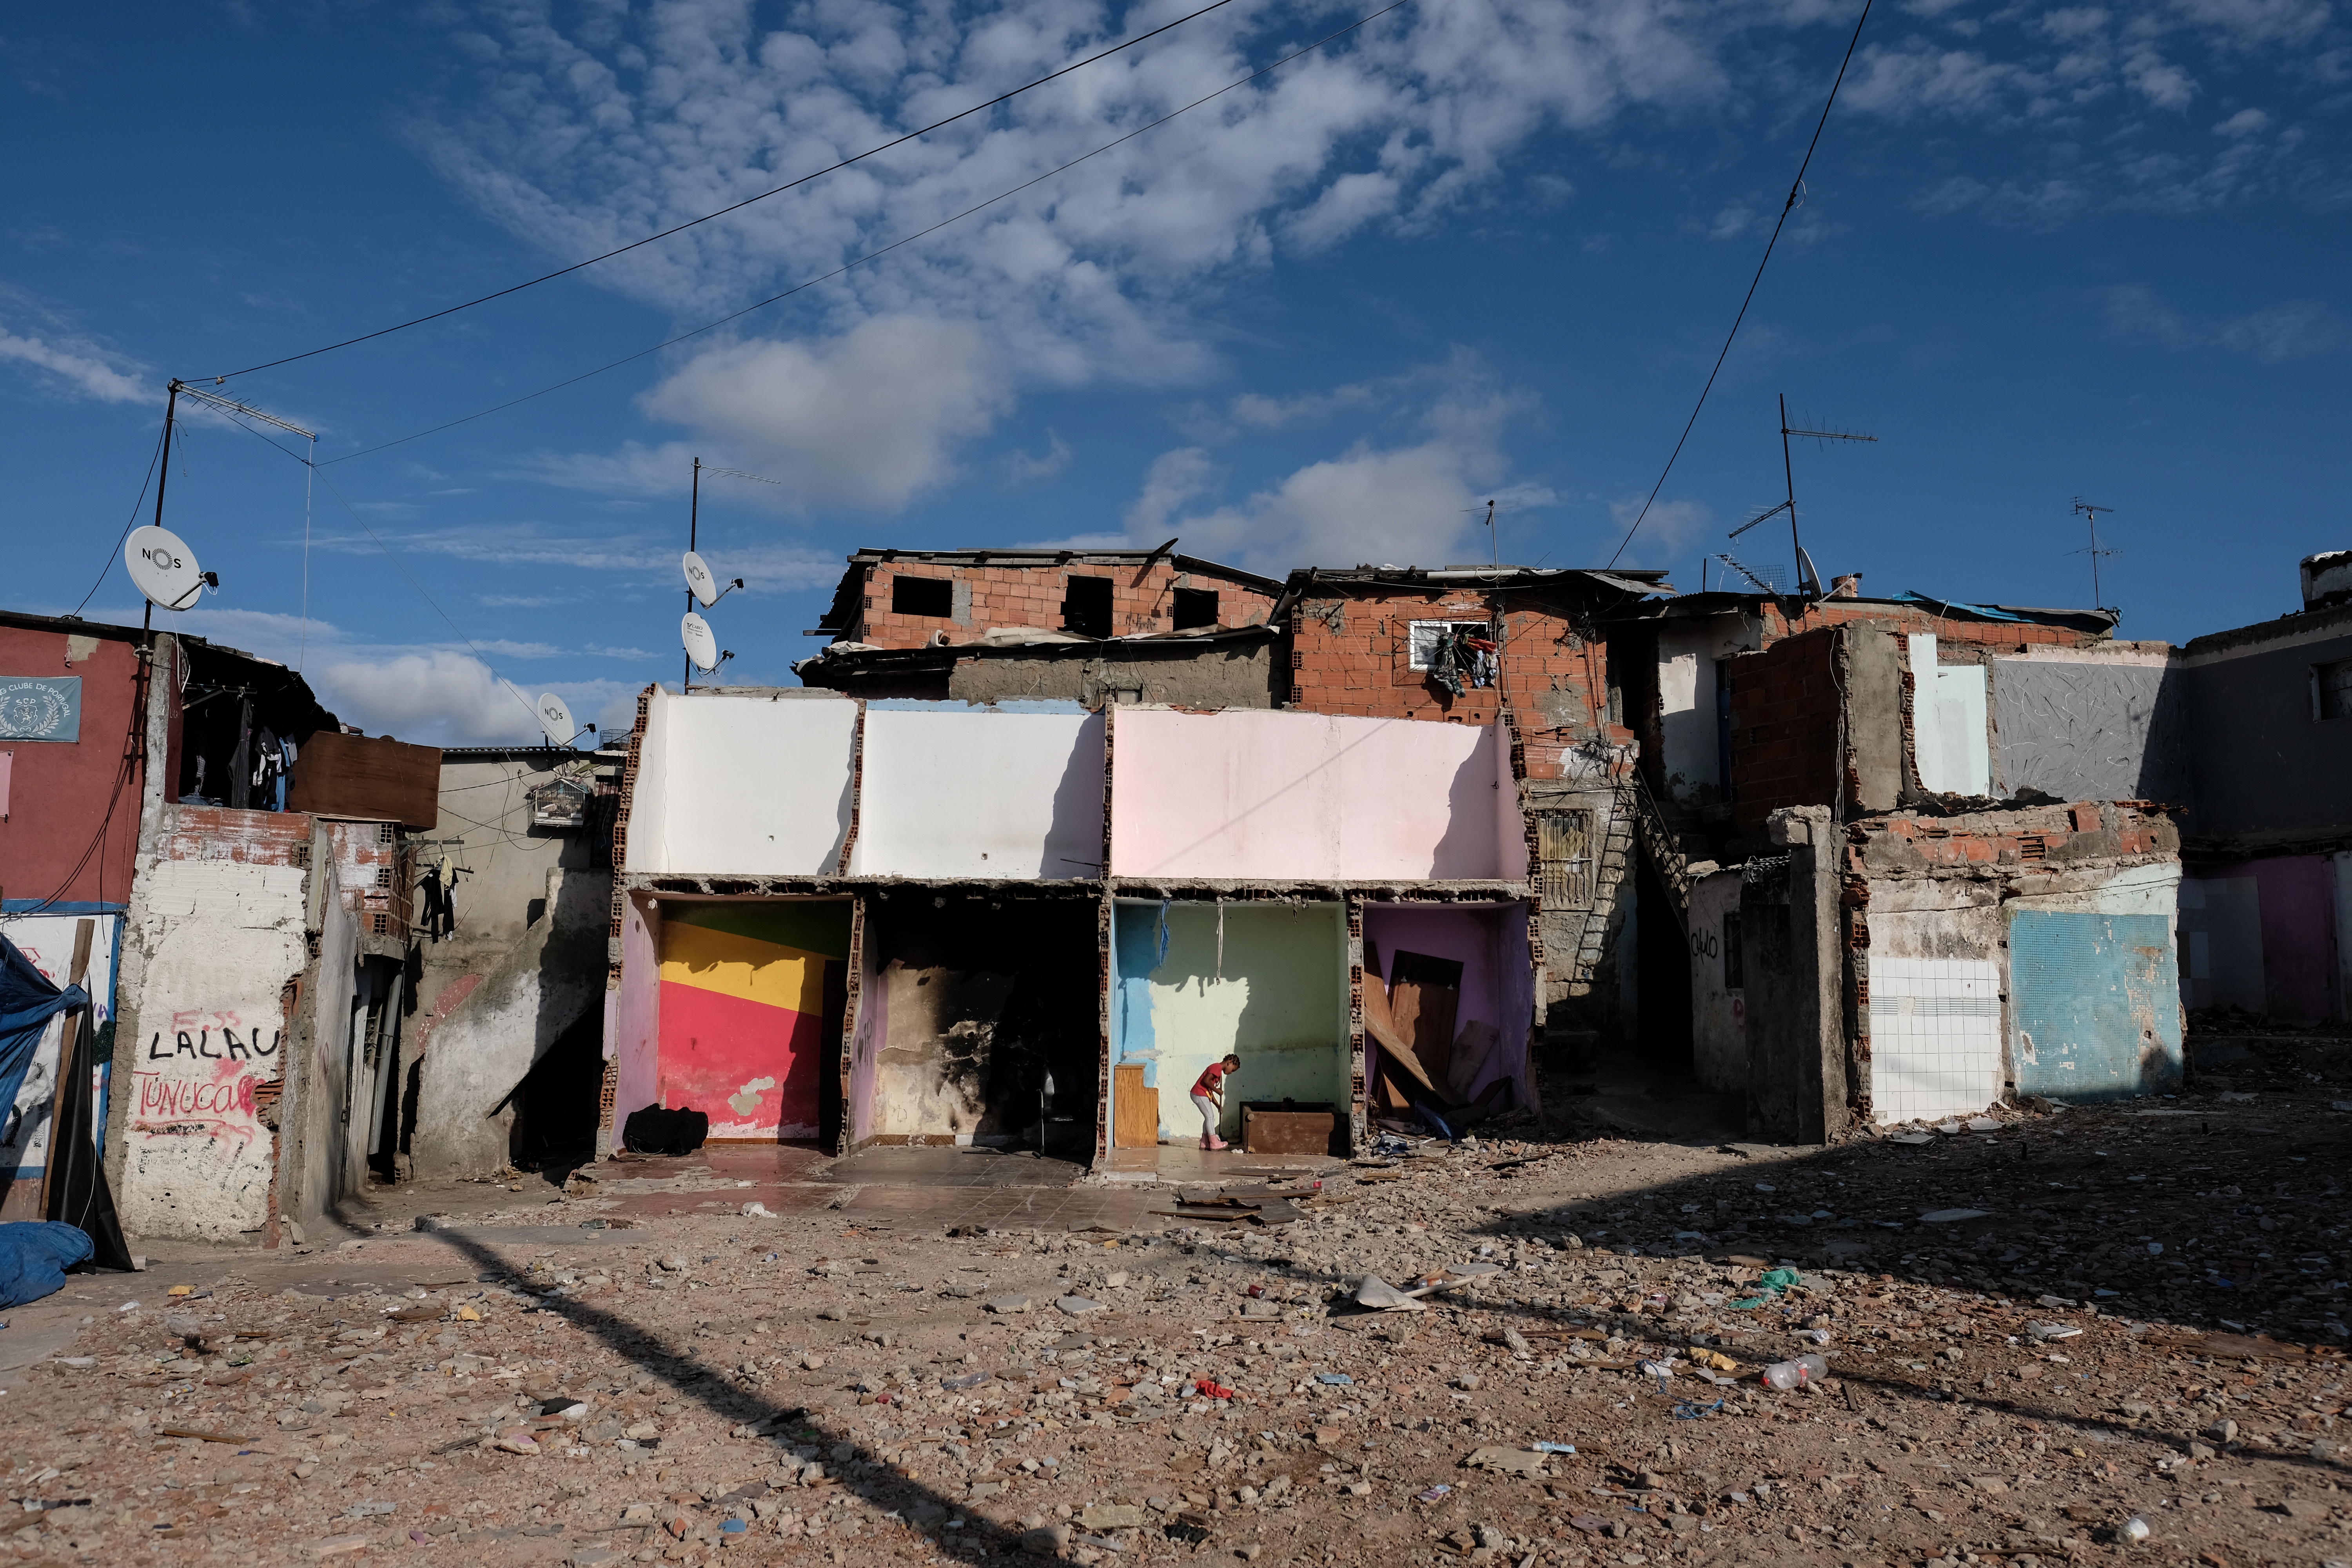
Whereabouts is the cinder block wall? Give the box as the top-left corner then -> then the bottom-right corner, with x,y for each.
851,561 -> 1277,648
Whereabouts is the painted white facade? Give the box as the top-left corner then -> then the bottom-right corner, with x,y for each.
1656,613 -> 1760,807
1908,634 -> 1992,797
624,690 -> 857,875
115,858 -> 306,1240
849,710 -> 1105,878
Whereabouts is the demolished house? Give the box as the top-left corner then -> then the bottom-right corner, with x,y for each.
1631,593 -> 2189,1139
792,547 -> 1288,708
603,686 -> 1538,1168
0,610 -> 444,1243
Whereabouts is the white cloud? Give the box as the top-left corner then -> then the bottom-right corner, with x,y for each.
2099,283 -> 2349,361
1608,495 -> 1714,557
595,315 -> 1011,512
0,322 -> 151,403
1004,430 -> 1073,483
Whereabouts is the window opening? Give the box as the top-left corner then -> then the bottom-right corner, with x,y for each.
1062,574 -> 1112,638
2316,658 -> 2352,721
1535,810 -> 1592,909
891,575 -> 953,618
1172,586 -> 1219,631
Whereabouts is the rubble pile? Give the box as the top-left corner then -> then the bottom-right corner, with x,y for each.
3,1095 -> 2344,1567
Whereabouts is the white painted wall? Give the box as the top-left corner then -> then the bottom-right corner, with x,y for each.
1656,614 -> 1759,806
849,710 -> 1105,878
1909,635 -> 1991,796
1110,710 -> 1509,881
1685,871 -> 1744,1095
116,858 -> 307,1240
626,690 -> 857,875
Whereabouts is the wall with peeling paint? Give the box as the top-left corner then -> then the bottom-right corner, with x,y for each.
1111,902 -> 1348,1145
1685,870 -> 1745,1096
1361,902 -> 1532,1113
2008,862 -> 2184,1100
1108,710 -> 1514,882
113,851 -> 306,1240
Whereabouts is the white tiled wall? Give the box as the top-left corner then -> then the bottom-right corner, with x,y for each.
1868,955 -> 2003,1123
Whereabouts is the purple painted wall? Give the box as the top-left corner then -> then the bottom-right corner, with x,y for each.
2182,855 -> 2342,1023
1361,903 -> 1531,1111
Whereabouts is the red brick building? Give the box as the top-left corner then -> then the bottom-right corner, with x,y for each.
797,547 -> 1289,706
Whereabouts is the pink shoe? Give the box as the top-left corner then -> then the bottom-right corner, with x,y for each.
1205,1136 -> 1230,1151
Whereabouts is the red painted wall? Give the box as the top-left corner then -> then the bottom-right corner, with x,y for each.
0,624 -> 156,909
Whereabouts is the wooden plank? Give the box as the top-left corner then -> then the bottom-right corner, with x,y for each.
1112,1065 -> 1159,1150
286,730 -> 443,829
34,919 -> 95,1220
1361,979 -> 1446,1101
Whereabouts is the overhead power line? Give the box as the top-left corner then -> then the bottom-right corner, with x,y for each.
202,0 -> 1248,384
316,0 -> 1412,469
1605,0 -> 1876,568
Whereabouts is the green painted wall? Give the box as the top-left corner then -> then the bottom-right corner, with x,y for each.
1128,902 -> 1348,1143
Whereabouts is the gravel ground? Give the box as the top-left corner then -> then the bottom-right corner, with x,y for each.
5,1086 -> 2346,1568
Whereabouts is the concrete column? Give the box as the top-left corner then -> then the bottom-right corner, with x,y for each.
1741,805 -> 1849,1144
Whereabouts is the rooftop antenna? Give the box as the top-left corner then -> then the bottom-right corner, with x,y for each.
679,456 -> 766,690
1728,394 -> 1876,604
2070,498 -> 2118,611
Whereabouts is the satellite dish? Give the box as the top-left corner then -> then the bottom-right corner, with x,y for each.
536,692 -> 576,748
124,525 -> 208,610
684,550 -> 720,608
681,612 -> 721,673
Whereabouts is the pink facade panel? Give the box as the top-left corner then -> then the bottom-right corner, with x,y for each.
1109,710 -> 1510,882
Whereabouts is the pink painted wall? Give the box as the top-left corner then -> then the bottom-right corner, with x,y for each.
2249,855 -> 2340,1022
1109,710 -> 1511,881
1361,903 -> 1532,1111
611,894 -> 662,1129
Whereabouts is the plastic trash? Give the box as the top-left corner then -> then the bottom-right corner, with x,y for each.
1530,1442 -> 1576,1455
1730,1267 -> 1803,1310
1316,1372 -> 1353,1386
1672,1399 -> 1725,1420
2120,1516 -> 2150,1543
1196,1379 -> 1235,1401
1415,1486 -> 1453,1504
1760,1354 -> 1828,1391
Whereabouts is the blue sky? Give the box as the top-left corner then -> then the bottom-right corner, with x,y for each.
3,0 -> 2346,744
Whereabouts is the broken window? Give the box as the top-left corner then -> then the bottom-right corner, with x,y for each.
1535,810 -> 1592,909
891,574 -> 953,618
2315,658 -> 2352,720
1172,586 -> 1219,630
1406,620 -> 1491,671
1062,573 -> 1113,638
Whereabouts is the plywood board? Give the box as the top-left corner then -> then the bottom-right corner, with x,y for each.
1113,1063 -> 1159,1150
286,731 -> 441,829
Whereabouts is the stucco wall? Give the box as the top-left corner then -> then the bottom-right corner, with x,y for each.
610,894 -> 662,1144
2180,610 -> 2352,844
1108,710 -> 1512,881
849,709 -> 1105,879
625,690 -> 856,875
1684,871 -> 1744,1096
114,853 -> 307,1240
2177,855 -> 2340,1022
1991,646 -> 2188,805
1655,614 -> 1760,807
411,867 -> 611,1176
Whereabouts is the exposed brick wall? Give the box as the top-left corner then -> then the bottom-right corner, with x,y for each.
1283,587 -> 1630,775
1763,600 -> 2105,652
850,560 -> 1278,648
1850,800 -> 2178,874
1727,628 -> 1844,832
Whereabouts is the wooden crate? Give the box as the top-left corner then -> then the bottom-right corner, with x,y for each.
1241,1101 -> 1339,1156
1113,1063 -> 1160,1149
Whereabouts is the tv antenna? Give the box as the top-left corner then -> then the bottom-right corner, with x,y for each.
127,379 -> 316,637
2070,498 -> 2118,610
1726,394 -> 1875,603
679,456 -> 764,689
1458,499 -> 1502,572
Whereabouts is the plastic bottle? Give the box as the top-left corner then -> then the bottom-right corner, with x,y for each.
1760,1353 -> 1828,1390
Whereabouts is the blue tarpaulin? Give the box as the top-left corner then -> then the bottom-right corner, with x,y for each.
1,931 -> 87,1132
0,1221 -> 94,1307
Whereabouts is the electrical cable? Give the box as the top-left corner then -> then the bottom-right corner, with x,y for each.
199,409 -> 550,734
203,0 -> 1248,383
316,0 -> 1411,470
71,420 -> 169,616
1604,0 -> 1875,568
